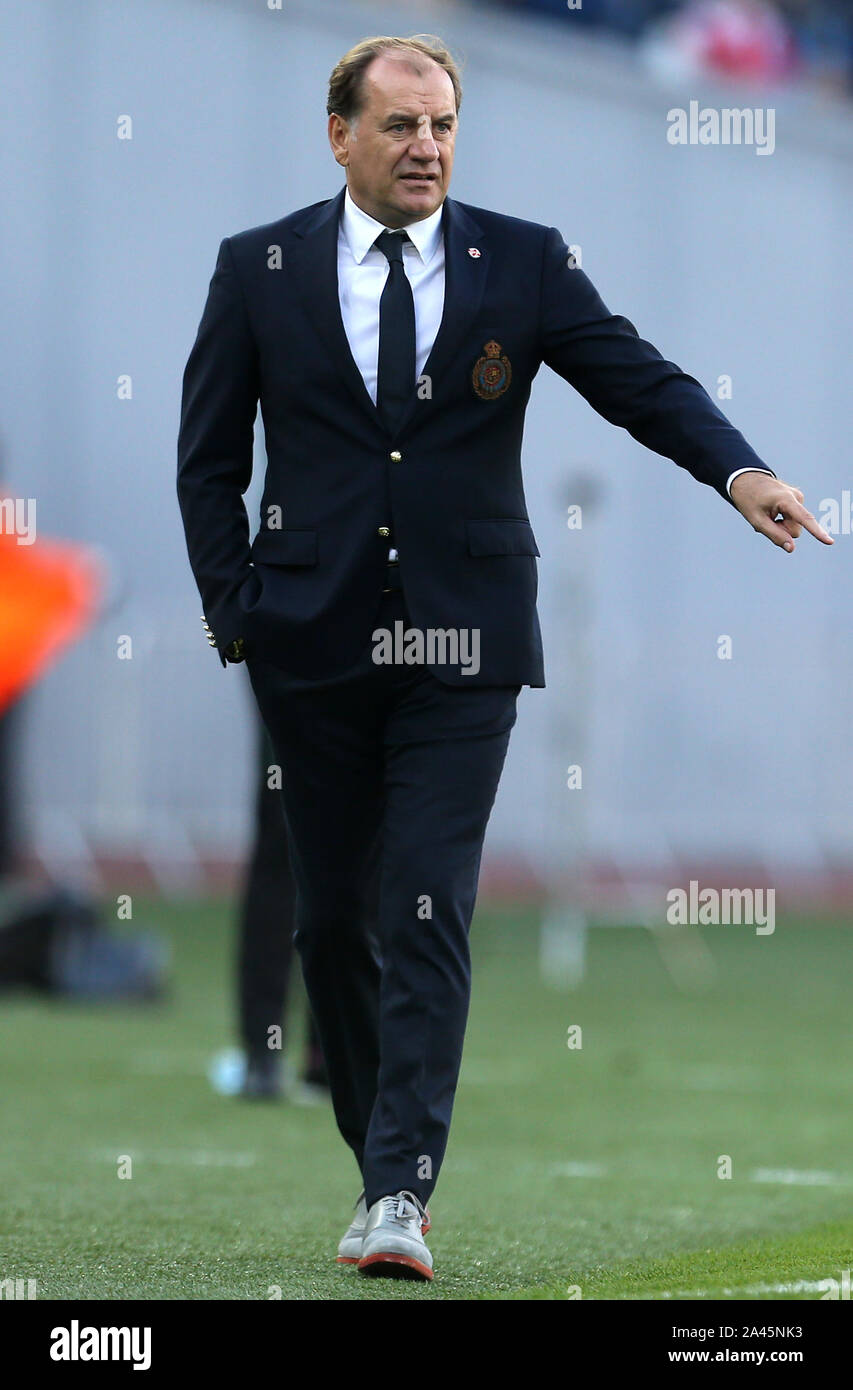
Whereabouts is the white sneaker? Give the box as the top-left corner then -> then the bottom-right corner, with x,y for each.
357,1190 -> 434,1281
337,1189 -> 431,1265
336,1191 -> 369,1264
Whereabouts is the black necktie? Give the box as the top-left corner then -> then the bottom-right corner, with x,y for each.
374,229 -> 416,432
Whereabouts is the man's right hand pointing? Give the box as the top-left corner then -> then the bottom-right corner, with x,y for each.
730,472 -> 834,553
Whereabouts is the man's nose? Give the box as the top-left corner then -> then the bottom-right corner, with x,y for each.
410,132 -> 439,161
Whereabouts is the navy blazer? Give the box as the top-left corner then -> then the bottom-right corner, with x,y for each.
177,185 -> 771,686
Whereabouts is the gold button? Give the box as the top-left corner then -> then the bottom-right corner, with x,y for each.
390,450 -> 402,462
377,526 -> 390,538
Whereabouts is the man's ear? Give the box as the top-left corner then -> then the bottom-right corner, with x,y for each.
328,114 -> 349,167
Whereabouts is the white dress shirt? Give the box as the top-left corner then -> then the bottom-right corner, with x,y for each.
337,187 -> 445,408
336,187 -> 770,506
726,464 -> 776,499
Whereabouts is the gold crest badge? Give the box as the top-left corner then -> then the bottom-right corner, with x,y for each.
472,340 -> 512,401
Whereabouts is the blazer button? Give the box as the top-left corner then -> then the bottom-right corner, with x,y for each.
389,450 -> 402,462
377,526 -> 390,538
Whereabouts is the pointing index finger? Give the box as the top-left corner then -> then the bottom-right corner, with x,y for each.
784,502 -> 834,546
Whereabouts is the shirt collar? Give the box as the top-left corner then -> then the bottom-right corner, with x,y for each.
342,186 -> 444,266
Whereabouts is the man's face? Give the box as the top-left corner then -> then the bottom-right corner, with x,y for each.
329,53 -> 457,227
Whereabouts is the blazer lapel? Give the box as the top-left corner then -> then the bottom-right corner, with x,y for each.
286,186 -> 383,429
396,197 -> 489,440
286,187 -> 490,439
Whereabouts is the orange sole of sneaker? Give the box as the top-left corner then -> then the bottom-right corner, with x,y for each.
357,1252 -> 433,1281
336,1217 -> 429,1263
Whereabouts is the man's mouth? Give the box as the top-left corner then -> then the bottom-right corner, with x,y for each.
400,173 -> 436,184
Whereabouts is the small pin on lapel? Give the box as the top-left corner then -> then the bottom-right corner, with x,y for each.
467,247 -> 481,258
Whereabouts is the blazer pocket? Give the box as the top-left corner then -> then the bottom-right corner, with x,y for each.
466,518 -> 540,557
250,528 -> 318,566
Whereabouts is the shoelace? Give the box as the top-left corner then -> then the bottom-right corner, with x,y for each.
382,1192 -> 421,1225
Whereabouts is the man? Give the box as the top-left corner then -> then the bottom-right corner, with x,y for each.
177,34 -> 831,1283
231,715 -> 329,1102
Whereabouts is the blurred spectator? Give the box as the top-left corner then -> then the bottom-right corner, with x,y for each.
228,717 -> 329,1102
0,883 -> 169,1001
0,477 -> 167,1003
0,712 -> 14,878
642,0 -> 800,85
489,0 -> 853,98
507,0 -> 682,42
779,0 -> 853,96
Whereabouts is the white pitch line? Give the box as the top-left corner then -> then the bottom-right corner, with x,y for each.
656,1280 -> 835,1299
749,1167 -> 850,1187
546,1162 -> 853,1187
741,1281 -> 837,1296
550,1161 -> 608,1178
89,1147 -> 256,1168
665,1064 -> 772,1093
550,1162 -> 852,1186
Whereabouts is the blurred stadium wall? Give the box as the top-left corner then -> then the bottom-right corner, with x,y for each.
2,0 -> 851,901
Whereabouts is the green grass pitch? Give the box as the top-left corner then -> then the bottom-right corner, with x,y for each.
0,900 -> 850,1300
